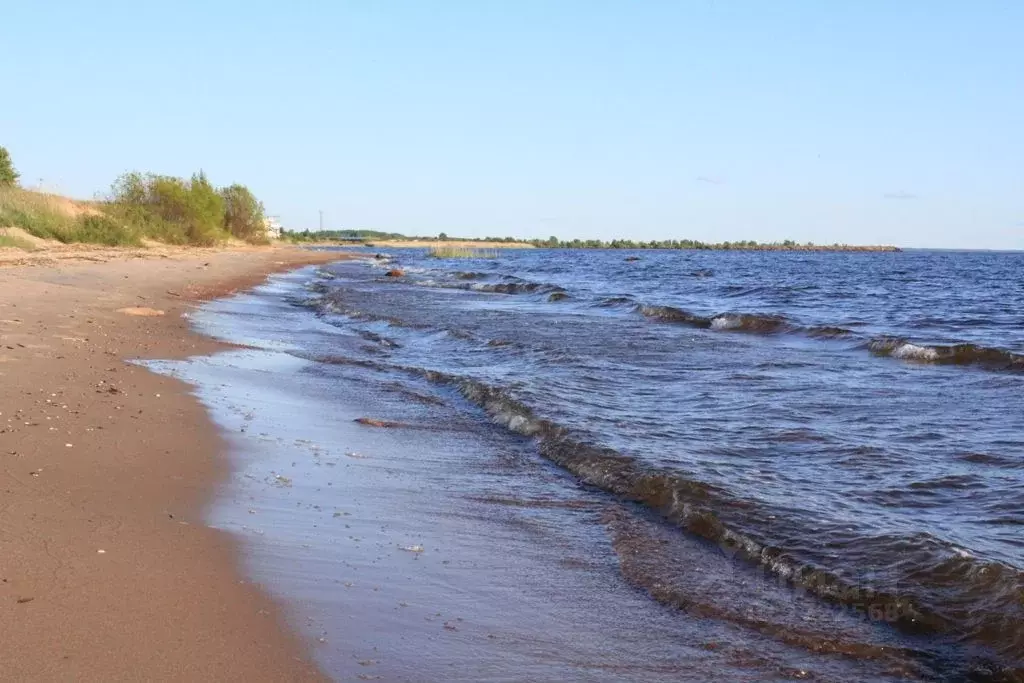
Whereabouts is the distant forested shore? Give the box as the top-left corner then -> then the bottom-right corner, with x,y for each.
283,229 -> 900,252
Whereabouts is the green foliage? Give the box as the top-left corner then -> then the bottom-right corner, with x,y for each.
70,214 -> 141,246
0,188 -> 71,239
350,232 -> 895,252
279,227 -> 893,252
282,228 -> 409,243
0,162 -> 275,247
221,184 -> 267,242
0,146 -> 18,187
0,186 -> 141,245
108,171 -> 229,246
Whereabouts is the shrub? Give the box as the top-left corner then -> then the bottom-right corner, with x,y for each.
70,214 -> 141,246
221,184 -> 267,242
0,146 -> 18,187
109,171 -> 228,246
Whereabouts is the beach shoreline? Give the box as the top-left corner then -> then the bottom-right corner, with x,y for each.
0,246 -> 343,681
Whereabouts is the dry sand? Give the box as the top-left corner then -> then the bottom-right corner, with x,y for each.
0,246 -> 343,681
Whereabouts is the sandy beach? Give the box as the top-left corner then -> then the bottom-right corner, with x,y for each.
0,246 -> 340,681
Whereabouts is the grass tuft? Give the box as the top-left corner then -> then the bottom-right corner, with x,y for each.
428,246 -> 499,259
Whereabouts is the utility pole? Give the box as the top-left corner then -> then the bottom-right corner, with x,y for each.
319,210 -> 324,232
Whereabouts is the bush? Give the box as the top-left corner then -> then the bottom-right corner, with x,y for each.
221,184 -> 267,242
70,214 -> 140,246
109,171 -> 228,246
0,146 -> 18,187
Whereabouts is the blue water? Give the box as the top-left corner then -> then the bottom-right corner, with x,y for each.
180,248 -> 1024,681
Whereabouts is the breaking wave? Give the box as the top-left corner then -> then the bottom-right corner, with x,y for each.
390,369 -> 1024,679
469,281 -> 567,296
636,305 -> 792,335
710,313 -> 791,333
868,338 -> 1024,371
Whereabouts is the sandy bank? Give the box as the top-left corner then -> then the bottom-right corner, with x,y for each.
0,246 -> 344,681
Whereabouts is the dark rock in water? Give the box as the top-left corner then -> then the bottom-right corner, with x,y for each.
690,268 -> 714,277
625,256 -> 642,262
548,291 -> 570,302
385,269 -> 405,277
374,253 -> 389,260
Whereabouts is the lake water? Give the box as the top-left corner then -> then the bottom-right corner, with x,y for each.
153,248 -> 1024,682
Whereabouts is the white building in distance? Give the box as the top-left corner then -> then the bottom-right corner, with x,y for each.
264,216 -> 283,239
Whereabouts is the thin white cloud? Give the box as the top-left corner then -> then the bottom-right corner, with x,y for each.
883,191 -> 917,200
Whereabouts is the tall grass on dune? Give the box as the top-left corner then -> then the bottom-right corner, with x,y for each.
0,174 -> 271,248
0,231 -> 36,250
428,246 -> 499,259
0,186 -> 140,246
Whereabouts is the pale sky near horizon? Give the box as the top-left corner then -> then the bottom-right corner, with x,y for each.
3,1 -> 1022,248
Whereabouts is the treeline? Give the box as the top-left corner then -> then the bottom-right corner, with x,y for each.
283,228 -> 407,242
377,233 -> 899,252
522,237 -> 898,251
0,145 -> 271,247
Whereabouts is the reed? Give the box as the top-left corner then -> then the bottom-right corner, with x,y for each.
428,246 -> 499,259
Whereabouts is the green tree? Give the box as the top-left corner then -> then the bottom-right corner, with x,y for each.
221,184 -> 266,242
0,146 -> 18,187
438,232 -> 448,240
109,170 -> 227,245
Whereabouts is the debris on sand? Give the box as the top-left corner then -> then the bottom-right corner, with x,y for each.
116,307 -> 165,317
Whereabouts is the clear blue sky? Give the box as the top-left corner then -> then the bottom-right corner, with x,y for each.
3,1 -> 1021,248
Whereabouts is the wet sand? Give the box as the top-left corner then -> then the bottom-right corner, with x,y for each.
0,247 -> 341,681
